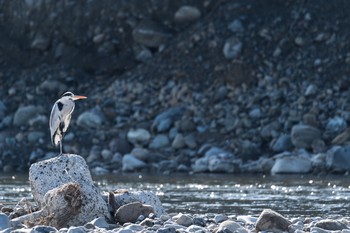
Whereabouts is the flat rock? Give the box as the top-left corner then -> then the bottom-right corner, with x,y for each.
314,219 -> 349,231
216,220 -> 248,233
28,154 -> 111,227
255,209 -> 291,233
271,156 -> 312,174
291,124 -> 321,149
112,190 -> 164,217
115,202 -> 154,224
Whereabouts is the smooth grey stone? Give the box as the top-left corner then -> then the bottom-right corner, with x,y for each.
0,213 -> 10,230
223,37 -> 243,59
149,135 -> 170,149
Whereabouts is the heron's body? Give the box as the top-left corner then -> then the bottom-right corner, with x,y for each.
49,91 -> 87,155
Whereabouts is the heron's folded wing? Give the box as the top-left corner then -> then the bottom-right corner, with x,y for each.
49,102 -> 62,145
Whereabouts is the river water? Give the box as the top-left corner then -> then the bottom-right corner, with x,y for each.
1,173 -> 350,218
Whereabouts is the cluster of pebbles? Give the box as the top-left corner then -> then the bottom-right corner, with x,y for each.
1,204 -> 350,232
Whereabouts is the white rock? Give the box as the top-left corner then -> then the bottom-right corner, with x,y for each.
271,156 -> 312,174
113,190 -> 165,216
174,6 -> 201,23
28,154 -> 111,227
122,154 -> 147,172
127,128 -> 151,145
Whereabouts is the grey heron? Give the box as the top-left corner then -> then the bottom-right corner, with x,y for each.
49,91 -> 87,155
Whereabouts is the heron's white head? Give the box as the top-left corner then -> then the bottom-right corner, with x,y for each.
62,91 -> 87,101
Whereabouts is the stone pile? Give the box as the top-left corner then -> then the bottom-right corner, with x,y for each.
6,154 -> 163,230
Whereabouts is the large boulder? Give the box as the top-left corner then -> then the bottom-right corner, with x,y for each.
255,209 -> 291,233
291,124 -> 321,149
271,156 -> 312,174
27,154 -> 111,227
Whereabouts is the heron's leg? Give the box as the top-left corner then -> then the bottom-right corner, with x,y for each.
59,141 -> 63,155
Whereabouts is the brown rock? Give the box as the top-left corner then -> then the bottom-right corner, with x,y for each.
115,202 -> 154,224
255,209 -> 291,233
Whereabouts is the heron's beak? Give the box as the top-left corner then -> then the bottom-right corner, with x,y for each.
73,95 -> 87,100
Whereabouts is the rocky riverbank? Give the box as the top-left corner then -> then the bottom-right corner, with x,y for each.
2,208 -> 350,232
1,1 -> 350,175
1,154 -> 350,233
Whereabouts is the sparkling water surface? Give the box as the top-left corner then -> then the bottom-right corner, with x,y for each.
1,173 -> 350,218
